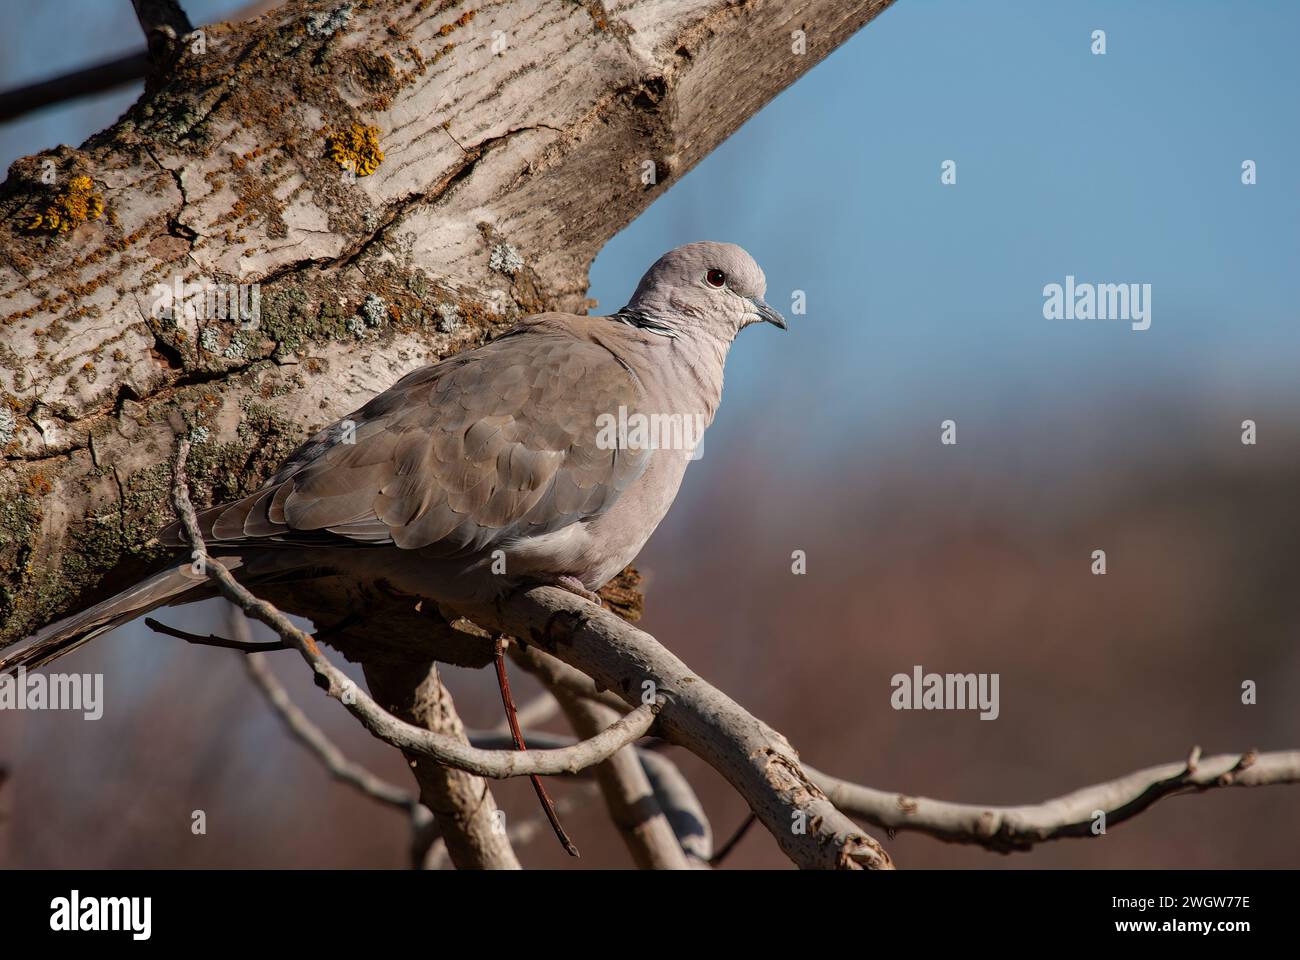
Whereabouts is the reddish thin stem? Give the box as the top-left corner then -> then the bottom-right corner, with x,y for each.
494,638 -> 580,857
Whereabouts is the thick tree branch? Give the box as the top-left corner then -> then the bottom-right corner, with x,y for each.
131,0 -> 195,66
807,748 -> 1300,853
363,657 -> 520,870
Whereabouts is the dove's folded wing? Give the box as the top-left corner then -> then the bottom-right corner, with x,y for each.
165,317 -> 649,559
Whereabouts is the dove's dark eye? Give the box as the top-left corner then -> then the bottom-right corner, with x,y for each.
705,269 -> 726,288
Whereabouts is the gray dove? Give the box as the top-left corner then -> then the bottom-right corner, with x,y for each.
2,241 -> 785,674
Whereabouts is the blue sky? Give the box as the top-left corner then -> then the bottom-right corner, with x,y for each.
588,0 -> 1299,461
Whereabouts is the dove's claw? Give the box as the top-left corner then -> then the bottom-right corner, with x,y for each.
551,575 -> 605,607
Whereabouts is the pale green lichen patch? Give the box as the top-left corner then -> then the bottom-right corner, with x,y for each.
136,93 -> 209,146
253,256 -> 516,358
258,285 -> 355,353
307,2 -> 355,38
435,301 -> 460,332
489,242 -> 524,275
360,292 -> 387,327
0,406 -> 16,447
0,384 -> 312,643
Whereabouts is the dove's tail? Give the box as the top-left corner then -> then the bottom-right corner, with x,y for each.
0,560 -> 228,676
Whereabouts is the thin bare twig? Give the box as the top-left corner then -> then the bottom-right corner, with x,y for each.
491,691 -> 560,735
493,637 -> 579,857
709,812 -> 757,867
146,616 -> 289,653
237,632 -> 416,812
807,748 -> 1300,853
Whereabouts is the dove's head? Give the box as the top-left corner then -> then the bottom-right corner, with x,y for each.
618,241 -> 786,342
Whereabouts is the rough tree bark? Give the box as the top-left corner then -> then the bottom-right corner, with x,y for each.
363,658 -> 521,869
0,0 -> 895,643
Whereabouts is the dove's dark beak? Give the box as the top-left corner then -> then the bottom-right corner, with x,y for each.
752,297 -> 787,330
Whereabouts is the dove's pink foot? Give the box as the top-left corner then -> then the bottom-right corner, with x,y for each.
550,575 -> 604,607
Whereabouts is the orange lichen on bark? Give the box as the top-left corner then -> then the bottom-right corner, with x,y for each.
439,10 -> 476,36
325,124 -> 384,177
23,176 -> 105,234
25,473 -> 53,497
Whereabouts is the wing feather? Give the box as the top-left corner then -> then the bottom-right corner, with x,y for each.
168,317 -> 650,556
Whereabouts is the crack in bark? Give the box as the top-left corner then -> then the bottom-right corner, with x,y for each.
141,143 -> 196,247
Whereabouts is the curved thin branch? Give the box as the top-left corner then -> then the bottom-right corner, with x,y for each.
807,748 -> 1300,853
169,438 -> 661,780
147,616 -> 289,653
709,813 -> 758,867
240,644 -> 416,813
634,749 -> 713,866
